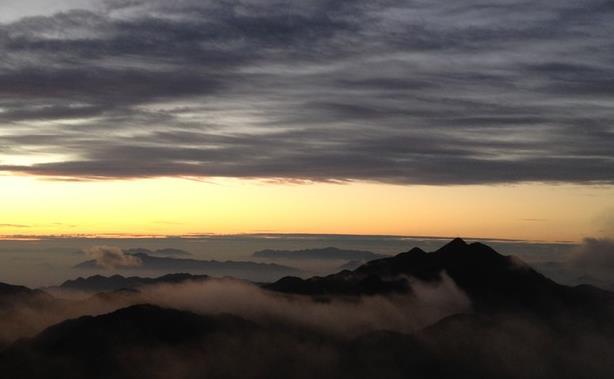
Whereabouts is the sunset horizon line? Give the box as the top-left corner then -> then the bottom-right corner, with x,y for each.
0,231 -> 579,244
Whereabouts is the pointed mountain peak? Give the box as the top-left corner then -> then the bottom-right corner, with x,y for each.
443,237 -> 468,249
406,247 -> 427,255
434,238 -> 471,255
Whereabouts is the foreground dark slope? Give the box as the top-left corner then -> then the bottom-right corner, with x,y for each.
0,274 -> 219,348
1,304 -> 343,379
3,304 -> 614,379
1,239 -> 614,378
0,283 -> 60,350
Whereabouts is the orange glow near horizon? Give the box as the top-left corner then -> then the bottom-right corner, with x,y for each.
0,175 -> 612,242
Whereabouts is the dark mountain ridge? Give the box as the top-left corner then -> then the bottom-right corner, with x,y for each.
267,238 -> 614,325
59,273 -> 210,293
0,304 -> 343,379
75,252 -> 302,282
124,248 -> 192,257
0,282 -> 53,309
0,305 -> 258,379
4,303 -> 614,379
253,246 -> 387,261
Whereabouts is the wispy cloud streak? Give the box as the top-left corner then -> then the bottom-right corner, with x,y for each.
0,0 -> 613,184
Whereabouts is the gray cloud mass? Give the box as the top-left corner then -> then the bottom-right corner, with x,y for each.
84,245 -> 143,269
0,0 -> 613,184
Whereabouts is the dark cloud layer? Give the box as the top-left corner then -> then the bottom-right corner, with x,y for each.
1,0 -> 613,184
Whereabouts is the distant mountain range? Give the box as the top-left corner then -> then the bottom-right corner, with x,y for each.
59,273 -> 210,293
2,238 -> 614,378
75,252 -> 301,282
123,248 -> 193,257
253,246 -> 387,260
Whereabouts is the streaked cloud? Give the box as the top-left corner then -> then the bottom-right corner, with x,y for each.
0,0 -> 613,184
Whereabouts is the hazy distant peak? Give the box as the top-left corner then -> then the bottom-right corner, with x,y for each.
253,247 -> 386,261
73,252 -> 301,283
125,248 -> 192,257
60,273 -> 210,293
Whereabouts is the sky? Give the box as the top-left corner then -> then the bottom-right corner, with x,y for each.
1,0 -> 613,241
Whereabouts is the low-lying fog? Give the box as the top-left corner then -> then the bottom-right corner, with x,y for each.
0,274 -> 471,346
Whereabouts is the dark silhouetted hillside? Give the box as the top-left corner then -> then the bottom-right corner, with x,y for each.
0,305 -> 342,379
60,273 -> 209,292
267,238 -> 614,325
0,282 -> 53,309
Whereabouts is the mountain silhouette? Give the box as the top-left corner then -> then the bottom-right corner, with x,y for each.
123,248 -> 193,257
0,304 -> 344,379
267,238 -> 614,324
59,273 -> 210,293
75,252 -> 302,282
336,259 -> 366,271
0,283 -> 58,350
0,282 -> 53,308
253,247 -> 387,261
0,305 -> 255,379
4,304 -> 614,379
